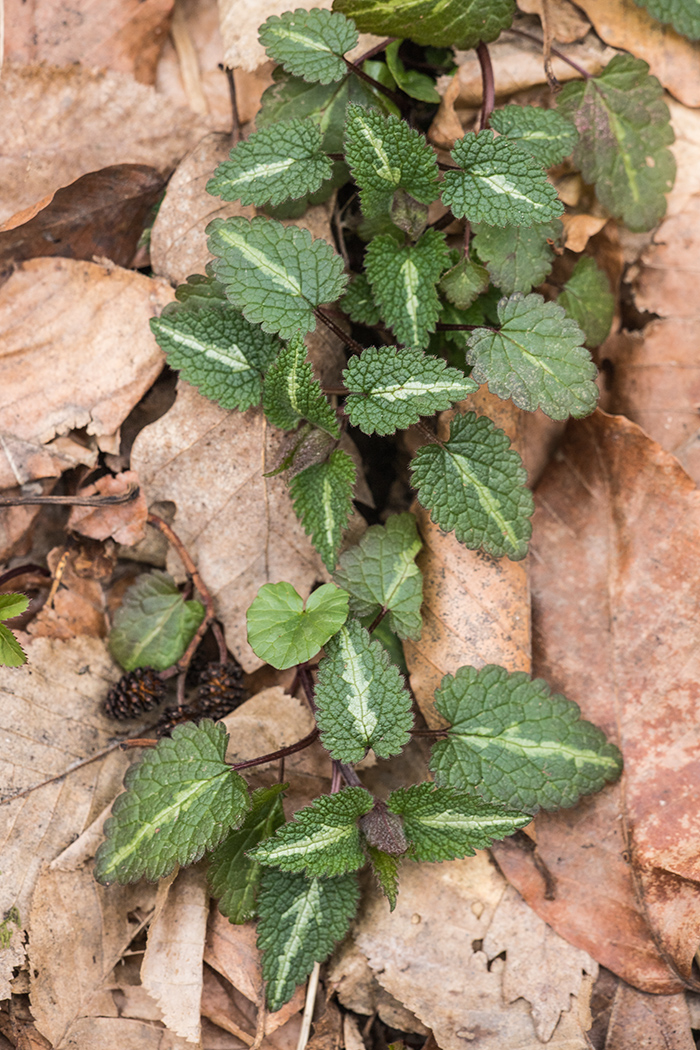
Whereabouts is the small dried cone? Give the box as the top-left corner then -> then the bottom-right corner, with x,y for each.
195,660 -> 248,718
156,703 -> 198,738
105,666 -> 166,720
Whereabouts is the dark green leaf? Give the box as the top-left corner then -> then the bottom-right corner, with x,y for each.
558,257 -> 614,348
366,846 -> 400,910
490,105 -> 578,167
385,40 -> 440,103
332,0 -> 516,50
365,228 -> 448,348
471,220 -> 561,295
289,450 -> 357,571
439,257 -> 490,309
341,273 -> 381,326
259,8 -> 358,84
109,571 -> 205,673
262,332 -> 339,436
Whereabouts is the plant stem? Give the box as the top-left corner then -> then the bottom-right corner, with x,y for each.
298,663 -> 318,713
0,564 -> 51,588
354,37 -> 397,64
339,763 -> 364,787
330,762 -> 343,794
477,41 -> 495,130
436,322 -> 498,332
314,307 -> 366,356
229,727 -> 320,771
342,55 -> 405,110
504,27 -> 591,80
367,607 -> 388,634
224,66 -> 242,144
409,727 -> 448,737
211,621 -> 229,664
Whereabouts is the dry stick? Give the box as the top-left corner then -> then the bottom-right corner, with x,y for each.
223,65 -> 242,144
504,27 -> 591,80
0,564 -> 51,588
296,962 -> 321,1050
314,307 -> 366,356
0,485 -> 140,508
251,984 -> 267,1050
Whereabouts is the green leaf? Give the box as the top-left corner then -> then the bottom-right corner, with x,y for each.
471,220 -> 561,295
365,229 -> 448,348
557,54 -> 675,232
208,785 -> 286,924
0,593 -> 29,621
341,273 -> 381,326
0,624 -> 27,668
439,257 -> 490,309
246,581 -> 349,670
430,665 -> 623,811
208,216 -> 347,340
490,105 -> 578,168
258,869 -> 360,1011
94,720 -> 250,884
466,293 -> 598,420
289,450 -> 357,572
385,40 -> 440,103
334,512 -> 423,641
332,0 -> 516,50
410,411 -> 533,560
262,332 -> 339,436
250,787 -> 374,875
344,104 -> 439,219
206,119 -> 332,206
173,270 -> 228,308
109,571 -> 205,673
633,0 -> 700,39
344,345 -> 476,435
150,300 -> 281,412
366,846 -> 400,910
259,8 -> 358,85
441,130 -> 563,226
558,257 -> 615,348
315,619 -> 413,762
387,783 -> 530,861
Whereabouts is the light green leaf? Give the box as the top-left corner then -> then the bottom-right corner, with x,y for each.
411,411 -> 533,560
385,40 -> 440,103
439,257 -> 490,309
206,119 -> 331,206
387,783 -> 531,861
246,581 -> 349,669
365,228 -> 448,348
208,216 -> 347,340
94,720 -> 250,884
109,571 -> 205,673
344,104 -> 439,219
262,332 -> 339,436
466,292 -> 598,420
441,130 -> 563,226
341,273 -> 381,326
633,0 -> 700,39
558,257 -> 615,348
289,450 -> 357,571
367,846 -> 400,910
333,512 -> 423,640
315,619 -> 413,762
0,593 -> 30,621
259,8 -> 358,84
250,787 -> 374,875
471,220 -> 561,295
258,869 -> 360,1011
332,0 -> 516,50
490,105 -> 578,168
557,54 -> 675,232
0,624 -> 27,668
343,345 -> 476,435
208,785 -> 286,924
430,664 -> 623,811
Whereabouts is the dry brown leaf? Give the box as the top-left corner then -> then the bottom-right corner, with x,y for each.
342,1015 -> 366,1050
221,688 -> 315,768
67,471 -> 149,547
306,1000 -> 342,1050
0,258 -> 170,489
0,166 -> 165,270
603,984 -> 694,1050
572,0 -> 700,108
0,64 -> 205,224
131,382 -> 328,671
27,544 -> 109,641
516,0 -> 590,43
328,940 -> 429,1035
561,213 -> 609,253
0,479 -> 57,563
493,410 -> 700,993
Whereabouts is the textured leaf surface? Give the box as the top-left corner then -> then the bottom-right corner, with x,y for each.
289,450 -> 356,571
430,665 -> 623,811
258,869 -> 360,1011
250,787 -> 374,875
388,783 -> 530,861
0,594 -> 28,667
172,271 -> 227,308
365,229 -> 447,348
557,55 -> 675,232
439,258 -> 490,310
385,40 -> 440,102
262,332 -> 339,436
490,105 -> 578,168
633,0 -> 700,38
411,412 -> 533,560
341,273 -> 381,326
441,130 -> 563,226
259,8 -> 358,84
344,346 -> 476,435
208,785 -> 286,924
471,220 -> 560,295
332,0 -> 516,49
466,293 -> 598,420
208,216 -> 347,340
150,300 -> 280,412
315,619 -> 413,762
246,581 -> 349,669
367,846 -> 400,910
334,512 -> 423,640
206,119 -> 331,206
344,104 -> 439,219
94,720 -> 250,884
109,570 -> 205,672
558,257 -> 614,348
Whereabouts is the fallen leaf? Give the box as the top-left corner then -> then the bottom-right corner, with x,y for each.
27,544 -> 108,641
0,258 -> 171,489
0,166 -> 165,269
493,410 -> 700,993
0,479 -> 58,563
603,983 -> 694,1050
516,0 -> 591,43
342,1014 -> 366,1050
131,382 -> 329,671
221,687 -> 315,768
328,939 -> 429,1035
67,472 -> 148,547
561,213 -> 608,253
306,1000 -> 342,1050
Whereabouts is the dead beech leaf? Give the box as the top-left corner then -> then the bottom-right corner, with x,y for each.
572,0 -> 700,109
131,382 -> 328,671
604,984 -> 694,1050
494,410 -> 700,993
0,258 -> 171,489
0,64 -> 205,224
328,939 -> 429,1035
516,0 -> 591,43
0,166 -> 165,269
67,471 -> 148,547
560,213 -> 608,253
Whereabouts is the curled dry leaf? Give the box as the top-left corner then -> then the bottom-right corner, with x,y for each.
560,213 -> 608,253
516,0 -> 591,43
493,410 -> 700,993
67,471 -> 149,547
603,983 -> 694,1050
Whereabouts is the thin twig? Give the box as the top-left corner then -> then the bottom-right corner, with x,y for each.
330,761 -> 343,794
0,485 -> 140,508
298,663 -> 318,713
0,564 -> 51,588
314,307 -> 365,356
476,41 -> 495,130
251,983 -> 267,1050
436,322 -> 498,332
211,621 -> 229,664
296,962 -> 321,1050
504,27 -> 591,80
223,66 -> 242,144
229,727 -> 320,771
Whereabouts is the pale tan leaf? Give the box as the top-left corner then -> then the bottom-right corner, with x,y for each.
328,940 -> 428,1035
516,0 -> 590,43
561,214 -> 608,253
67,471 -> 149,547
604,984 -> 694,1050
221,688 -> 315,767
